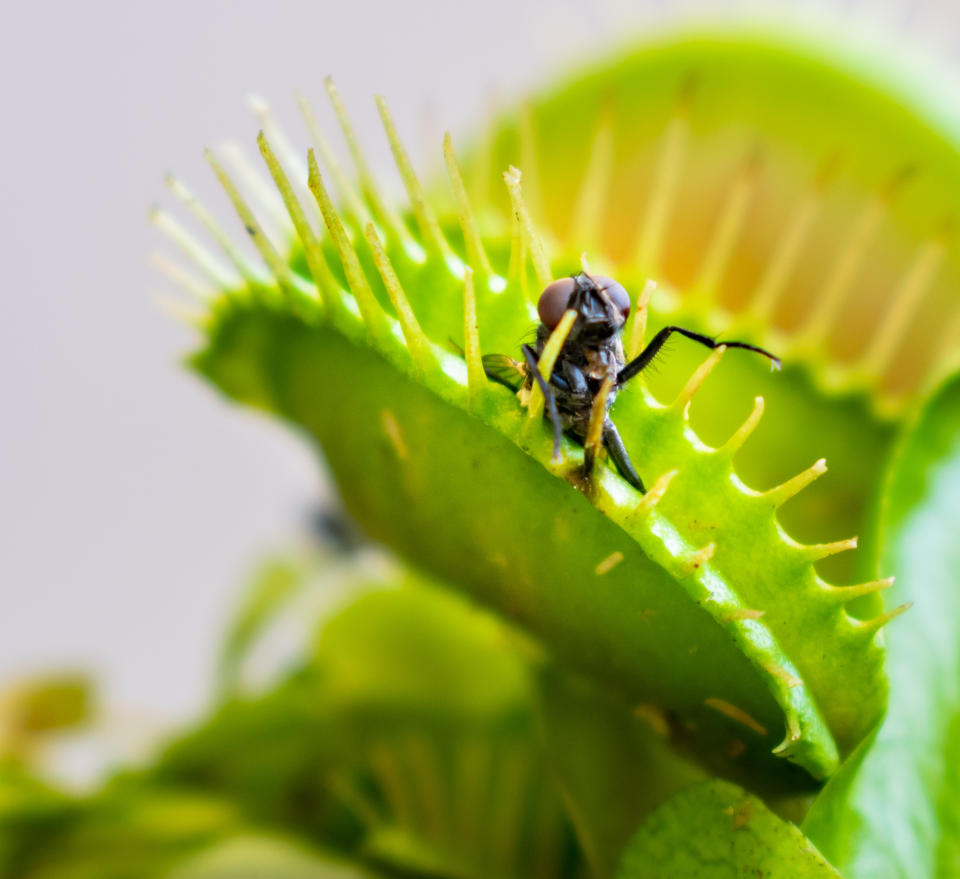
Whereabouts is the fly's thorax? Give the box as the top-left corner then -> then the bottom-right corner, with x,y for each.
586,337 -> 624,384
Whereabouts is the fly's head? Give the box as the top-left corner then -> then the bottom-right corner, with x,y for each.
538,272 -> 631,346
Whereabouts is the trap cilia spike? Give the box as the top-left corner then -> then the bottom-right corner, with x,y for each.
155,75 -> 910,786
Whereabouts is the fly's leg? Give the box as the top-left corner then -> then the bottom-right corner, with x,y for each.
617,326 -> 780,384
522,344 -> 563,461
561,361 -> 590,396
603,421 -> 645,492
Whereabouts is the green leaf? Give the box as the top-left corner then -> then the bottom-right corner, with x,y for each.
154,572 -> 580,879
3,786 -> 239,879
0,674 -> 92,761
803,372 -> 960,878
218,556 -> 307,692
165,835 -> 382,879
154,553 -> 731,878
533,667 -> 704,878
616,780 -> 841,879
0,766 -> 77,877
311,576 -> 537,722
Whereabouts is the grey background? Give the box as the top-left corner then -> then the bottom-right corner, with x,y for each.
0,0 -> 950,735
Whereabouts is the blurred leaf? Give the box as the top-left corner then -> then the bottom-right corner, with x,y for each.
803,372 -> 960,878
0,675 -> 92,761
154,561 -> 728,879
311,579 -> 538,722
312,582 -> 581,878
0,767 -> 77,877
3,785 -> 239,879
154,576 -> 579,878
165,834 -> 382,879
616,780 -> 840,878
150,675 -> 356,849
533,668 -> 704,879
218,557 -> 307,692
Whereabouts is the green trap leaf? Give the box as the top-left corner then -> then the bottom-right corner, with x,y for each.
155,31 -> 954,785
804,371 -> 960,878
616,780 -> 841,879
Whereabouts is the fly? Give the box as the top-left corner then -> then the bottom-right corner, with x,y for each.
481,271 -> 780,492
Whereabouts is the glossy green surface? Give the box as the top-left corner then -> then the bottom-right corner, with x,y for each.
616,779 -> 840,878
804,372 -> 960,878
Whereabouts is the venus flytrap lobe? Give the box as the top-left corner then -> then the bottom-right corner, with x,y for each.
158,73 -> 909,784
485,37 -> 960,420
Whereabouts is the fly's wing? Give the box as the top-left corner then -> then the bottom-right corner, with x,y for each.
448,339 -> 526,392
481,354 -> 526,392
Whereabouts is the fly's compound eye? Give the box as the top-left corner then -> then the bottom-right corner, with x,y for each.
537,277 -> 577,329
593,275 -> 630,319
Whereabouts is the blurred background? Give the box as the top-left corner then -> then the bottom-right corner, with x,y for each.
2,0 -> 959,762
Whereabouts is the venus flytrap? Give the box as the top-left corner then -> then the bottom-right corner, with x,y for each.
19,23 -> 960,879
153,50 -> 918,788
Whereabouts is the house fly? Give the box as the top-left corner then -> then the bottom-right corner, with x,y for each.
481,272 -> 780,492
